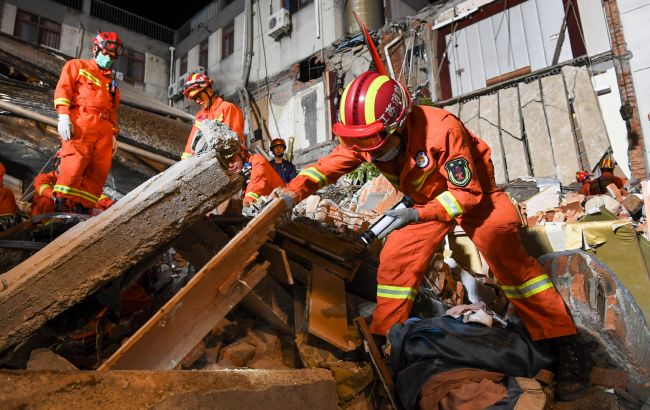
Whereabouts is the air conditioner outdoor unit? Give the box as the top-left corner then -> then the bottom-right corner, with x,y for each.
177,72 -> 189,92
115,71 -> 124,81
193,66 -> 206,75
267,8 -> 291,40
167,83 -> 179,99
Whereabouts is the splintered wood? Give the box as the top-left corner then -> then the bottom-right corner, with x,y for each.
99,198 -> 288,370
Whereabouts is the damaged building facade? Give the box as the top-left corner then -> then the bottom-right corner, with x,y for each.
1,0 -> 650,409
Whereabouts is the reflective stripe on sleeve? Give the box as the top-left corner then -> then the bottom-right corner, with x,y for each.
435,191 -> 463,218
377,284 -> 417,301
298,167 -> 328,187
38,184 -> 52,196
54,98 -> 70,108
501,274 -> 555,299
245,192 -> 260,201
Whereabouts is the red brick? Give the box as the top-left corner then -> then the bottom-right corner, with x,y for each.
590,367 -> 628,389
604,306 -> 627,344
569,254 -> 591,280
571,273 -> 588,304
556,255 -> 569,277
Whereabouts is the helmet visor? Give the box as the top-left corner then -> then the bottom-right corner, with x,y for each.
337,133 -> 388,152
100,41 -> 123,57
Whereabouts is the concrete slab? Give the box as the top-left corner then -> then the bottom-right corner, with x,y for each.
443,102 -> 460,117
562,66 -> 611,169
519,80 -> 557,178
459,98 -> 479,136
541,74 -> 581,185
0,369 -> 337,410
498,86 -> 530,180
478,93 -> 506,184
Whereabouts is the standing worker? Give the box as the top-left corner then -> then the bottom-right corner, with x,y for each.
180,73 -> 245,159
276,70 -> 590,401
269,138 -> 297,183
53,32 -> 122,213
0,162 -> 17,231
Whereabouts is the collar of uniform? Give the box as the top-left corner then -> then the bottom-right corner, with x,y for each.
209,96 -> 224,111
399,111 -> 417,190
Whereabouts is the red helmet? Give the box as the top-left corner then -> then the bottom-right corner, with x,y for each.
270,138 -> 286,149
576,170 -> 589,182
93,32 -> 123,57
183,73 -> 213,99
332,71 -> 411,152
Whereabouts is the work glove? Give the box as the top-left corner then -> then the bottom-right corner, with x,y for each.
377,208 -> 419,239
112,134 -> 118,158
57,114 -> 73,141
269,187 -> 298,211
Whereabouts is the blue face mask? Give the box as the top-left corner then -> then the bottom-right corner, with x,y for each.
95,53 -> 113,69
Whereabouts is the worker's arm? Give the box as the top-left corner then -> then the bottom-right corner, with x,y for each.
416,124 -> 484,222
53,60 -> 78,114
285,145 -> 365,202
34,172 -> 56,200
243,154 -> 286,204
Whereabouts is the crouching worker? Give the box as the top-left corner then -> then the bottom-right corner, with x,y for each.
273,70 -> 591,401
0,162 -> 18,231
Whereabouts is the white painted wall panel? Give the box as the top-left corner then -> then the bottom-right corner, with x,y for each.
520,0 -> 547,69
446,32 -> 460,97
456,29 -> 474,95
478,18 -> 499,80
493,11 -> 516,75
1,4 -> 17,35
535,0 -> 572,65
576,0 -> 611,56
507,5 -> 531,69
464,23 -> 486,91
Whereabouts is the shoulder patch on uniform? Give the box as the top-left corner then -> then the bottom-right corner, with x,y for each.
415,151 -> 429,168
444,157 -> 472,187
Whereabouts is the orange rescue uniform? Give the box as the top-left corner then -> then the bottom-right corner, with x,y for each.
54,58 -> 120,208
243,153 -> 286,204
95,194 -> 115,211
32,171 -> 57,216
579,171 -> 626,196
182,96 -> 245,159
287,106 -> 576,340
0,163 -> 17,218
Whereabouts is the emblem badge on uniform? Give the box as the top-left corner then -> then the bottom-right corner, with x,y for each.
445,157 -> 472,187
415,151 -> 429,168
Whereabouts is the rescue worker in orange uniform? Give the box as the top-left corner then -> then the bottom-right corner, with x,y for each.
576,170 -> 591,195
31,153 -> 61,216
53,32 -> 122,213
0,162 -> 18,231
581,156 -> 626,196
278,71 -> 590,401
180,73 -> 245,160
216,139 -> 285,206
95,193 -> 115,211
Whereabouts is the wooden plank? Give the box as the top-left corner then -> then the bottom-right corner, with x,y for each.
0,152 -> 241,354
478,93 -> 506,184
260,242 -> 294,285
174,219 -> 231,269
518,80 -> 557,178
562,65 -> 610,169
307,265 -> 354,351
279,239 -> 357,281
498,86 -> 530,180
541,74 -> 581,185
99,198 -> 288,370
241,276 -> 294,334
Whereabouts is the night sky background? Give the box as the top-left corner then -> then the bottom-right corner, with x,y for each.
102,0 -> 215,28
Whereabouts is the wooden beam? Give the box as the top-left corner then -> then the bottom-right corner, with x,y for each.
0,153 -> 241,354
99,198 -> 289,370
242,276 -> 293,334
260,243 -> 293,285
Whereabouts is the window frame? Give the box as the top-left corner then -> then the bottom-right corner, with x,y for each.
221,22 -> 234,60
14,9 -> 61,49
199,39 -> 209,69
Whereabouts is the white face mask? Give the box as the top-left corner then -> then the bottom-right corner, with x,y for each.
373,144 -> 401,162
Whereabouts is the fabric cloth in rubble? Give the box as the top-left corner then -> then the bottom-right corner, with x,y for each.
182,96 -> 244,159
419,368 -> 506,410
388,316 -> 554,409
286,106 -> 576,340
54,58 -> 120,208
445,302 -> 493,327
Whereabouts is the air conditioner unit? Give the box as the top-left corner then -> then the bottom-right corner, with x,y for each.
177,72 -> 189,91
167,83 -> 179,99
193,66 -> 206,75
267,8 -> 291,40
115,71 -> 124,81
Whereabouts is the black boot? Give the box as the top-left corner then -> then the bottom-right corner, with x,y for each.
54,197 -> 70,213
552,334 -> 591,401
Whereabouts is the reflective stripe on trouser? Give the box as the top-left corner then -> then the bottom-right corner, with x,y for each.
371,191 -> 576,340
54,110 -> 114,208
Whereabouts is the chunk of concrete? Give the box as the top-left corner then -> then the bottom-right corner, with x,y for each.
26,349 -> 77,371
519,80 -> 556,178
0,369 -> 337,409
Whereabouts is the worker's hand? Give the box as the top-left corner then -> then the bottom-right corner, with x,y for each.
57,114 -> 73,141
112,134 -> 118,157
269,187 -> 298,210
377,208 -> 419,239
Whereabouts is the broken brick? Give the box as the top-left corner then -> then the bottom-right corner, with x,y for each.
219,341 -> 256,367
621,195 -> 643,215
556,255 -> 569,277
571,273 -> 588,304
590,367 -> 628,390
